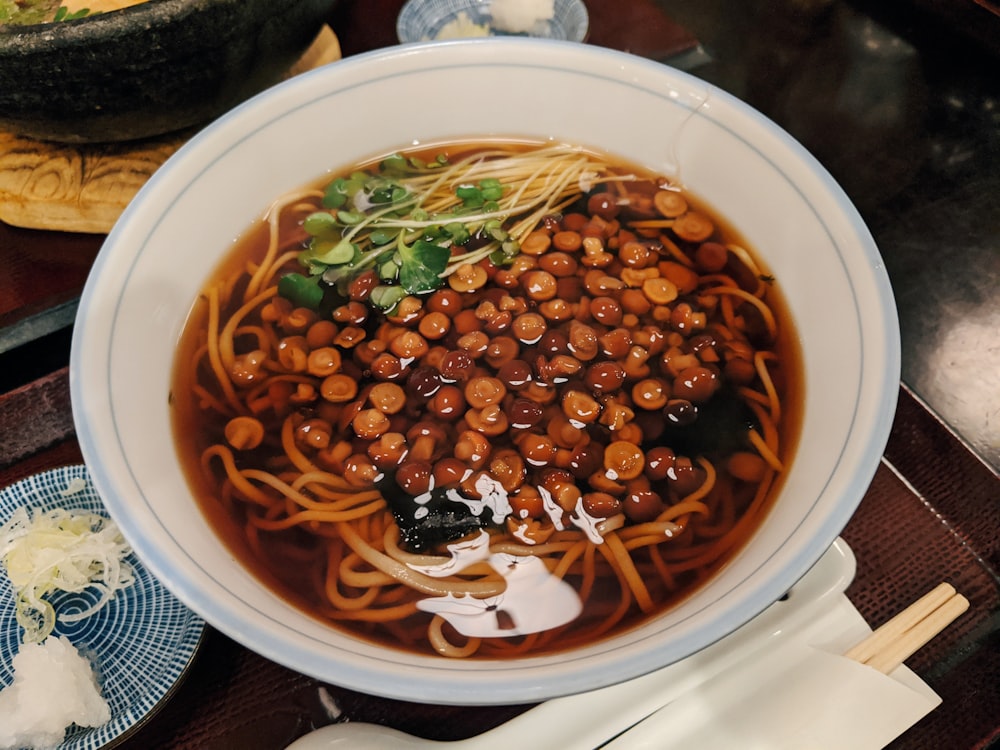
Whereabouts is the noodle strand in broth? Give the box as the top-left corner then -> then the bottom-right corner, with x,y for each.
171,141 -> 801,658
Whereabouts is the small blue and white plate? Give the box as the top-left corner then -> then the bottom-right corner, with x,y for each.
397,0 -> 589,44
0,465 -> 205,750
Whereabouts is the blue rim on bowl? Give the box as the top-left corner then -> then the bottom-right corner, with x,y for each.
397,0 -> 589,43
0,465 -> 206,750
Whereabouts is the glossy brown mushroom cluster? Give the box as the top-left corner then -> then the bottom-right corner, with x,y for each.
231,179 -> 771,547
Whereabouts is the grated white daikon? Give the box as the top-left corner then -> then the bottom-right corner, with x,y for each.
0,636 -> 110,750
490,0 -> 555,33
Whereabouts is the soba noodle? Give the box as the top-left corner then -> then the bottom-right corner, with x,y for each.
171,141 -> 799,658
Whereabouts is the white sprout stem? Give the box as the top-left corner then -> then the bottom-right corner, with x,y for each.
319,145 -> 631,283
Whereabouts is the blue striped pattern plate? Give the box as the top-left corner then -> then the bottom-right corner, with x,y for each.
397,0 -> 589,43
0,465 -> 205,750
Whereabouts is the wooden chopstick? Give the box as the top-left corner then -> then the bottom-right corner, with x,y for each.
844,582 -> 969,674
843,582 -> 956,663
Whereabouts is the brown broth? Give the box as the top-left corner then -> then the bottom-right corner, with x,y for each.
170,140 -> 803,658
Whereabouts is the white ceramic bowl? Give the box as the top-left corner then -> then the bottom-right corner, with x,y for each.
70,38 -> 899,706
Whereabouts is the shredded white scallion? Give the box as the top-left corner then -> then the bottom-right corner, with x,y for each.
57,477 -> 88,497
433,11 -> 490,40
0,507 -> 135,643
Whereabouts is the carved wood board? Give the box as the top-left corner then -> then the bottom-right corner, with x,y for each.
0,26 -> 341,235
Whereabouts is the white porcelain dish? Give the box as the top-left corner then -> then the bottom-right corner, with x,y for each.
70,38 -> 900,706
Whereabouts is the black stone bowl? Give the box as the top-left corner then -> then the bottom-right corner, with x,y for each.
0,0 -> 338,143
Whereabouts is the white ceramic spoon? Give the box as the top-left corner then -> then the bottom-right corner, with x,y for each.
286,540 -> 856,750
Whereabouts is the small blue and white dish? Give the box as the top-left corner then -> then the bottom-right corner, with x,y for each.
0,465 -> 205,750
397,0 -> 589,44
